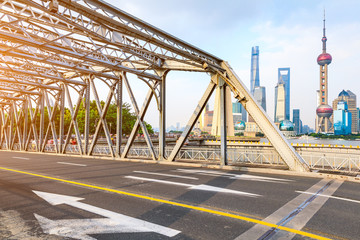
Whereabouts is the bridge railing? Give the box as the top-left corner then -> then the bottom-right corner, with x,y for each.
299,151 -> 360,173
4,143 -> 360,174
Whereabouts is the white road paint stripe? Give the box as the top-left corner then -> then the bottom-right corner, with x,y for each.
12,157 -> 30,160
126,176 -> 194,187
175,169 -> 292,183
57,162 -> 87,167
133,171 -> 198,180
296,191 -> 360,204
235,179 -> 343,240
125,176 -> 260,197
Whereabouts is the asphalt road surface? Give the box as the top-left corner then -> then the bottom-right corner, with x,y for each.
0,151 -> 359,240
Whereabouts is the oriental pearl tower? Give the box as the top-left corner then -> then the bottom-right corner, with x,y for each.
316,12 -> 333,133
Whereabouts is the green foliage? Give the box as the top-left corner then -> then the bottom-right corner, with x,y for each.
309,133 -> 360,140
30,100 -> 153,137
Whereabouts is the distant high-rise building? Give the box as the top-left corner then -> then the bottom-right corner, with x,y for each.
302,125 -> 313,134
253,86 -> 266,111
358,108 -> 360,132
316,12 -> 333,133
232,101 -> 247,124
274,81 -> 286,123
332,90 -> 358,133
232,101 -> 242,126
232,102 -> 241,114
293,109 -> 300,135
198,103 -> 213,134
248,46 -> 266,123
333,101 -> 352,135
346,90 -> 358,133
250,46 -> 260,94
278,68 -> 290,120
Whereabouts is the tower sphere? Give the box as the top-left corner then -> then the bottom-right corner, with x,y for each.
234,121 -> 246,130
316,104 -> 333,118
317,53 -> 332,66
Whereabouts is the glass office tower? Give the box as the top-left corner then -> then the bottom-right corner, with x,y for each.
278,68 -> 290,120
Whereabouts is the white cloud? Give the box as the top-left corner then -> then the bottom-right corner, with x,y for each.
103,0 -> 360,130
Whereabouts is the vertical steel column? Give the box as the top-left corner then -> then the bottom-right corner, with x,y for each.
59,85 -> 65,153
12,102 -> 21,150
23,99 -> 28,150
39,91 -> 45,151
158,72 -> 168,161
9,104 -> 13,150
219,78 -> 228,165
84,76 -> 91,155
116,76 -> 122,157
0,107 -> 2,148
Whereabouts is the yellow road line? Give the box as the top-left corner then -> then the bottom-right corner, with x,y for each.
0,166 -> 331,240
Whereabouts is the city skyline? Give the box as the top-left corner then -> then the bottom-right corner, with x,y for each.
105,0 -> 360,130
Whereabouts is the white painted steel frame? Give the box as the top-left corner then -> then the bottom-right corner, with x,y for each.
0,0 -> 309,171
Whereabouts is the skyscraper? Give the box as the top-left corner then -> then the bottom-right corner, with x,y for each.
333,101 -> 352,135
278,68 -> 290,120
253,86 -> 266,111
346,90 -> 358,133
274,81 -> 286,123
316,12 -> 333,133
232,101 -> 247,122
357,108 -> 360,132
250,46 -> 260,94
249,46 -> 266,122
332,90 -> 358,133
293,109 -> 301,134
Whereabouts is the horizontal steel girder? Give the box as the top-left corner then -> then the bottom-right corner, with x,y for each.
0,77 -> 61,91
0,30 -> 161,81
0,66 -> 85,86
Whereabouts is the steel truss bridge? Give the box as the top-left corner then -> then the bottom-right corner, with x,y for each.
0,0 -> 310,172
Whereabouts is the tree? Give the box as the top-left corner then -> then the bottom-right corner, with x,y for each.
31,100 -> 153,138
75,100 -> 153,136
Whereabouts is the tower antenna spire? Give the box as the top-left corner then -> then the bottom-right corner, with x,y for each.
322,8 -> 327,52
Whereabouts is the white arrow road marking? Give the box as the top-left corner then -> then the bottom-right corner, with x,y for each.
125,176 -> 260,197
175,169 -> 292,183
133,170 -> 199,180
12,157 -> 30,160
33,191 -> 180,239
57,162 -> 87,167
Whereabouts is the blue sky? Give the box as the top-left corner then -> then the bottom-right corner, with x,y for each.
106,0 -> 360,130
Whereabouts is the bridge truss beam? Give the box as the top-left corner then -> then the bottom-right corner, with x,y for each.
0,0 -> 309,172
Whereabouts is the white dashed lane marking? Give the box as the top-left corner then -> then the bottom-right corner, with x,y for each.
125,176 -> 260,197
133,171 -> 199,180
57,162 -> 87,167
12,157 -> 30,160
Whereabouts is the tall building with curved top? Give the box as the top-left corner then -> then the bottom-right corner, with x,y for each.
316,12 -> 333,133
